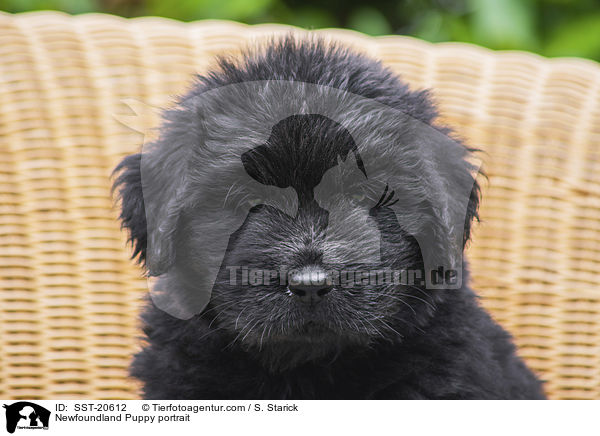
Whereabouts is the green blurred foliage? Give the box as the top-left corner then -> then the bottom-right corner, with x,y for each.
1,0 -> 599,61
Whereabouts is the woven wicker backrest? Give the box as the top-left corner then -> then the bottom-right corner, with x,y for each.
1,11 -> 599,400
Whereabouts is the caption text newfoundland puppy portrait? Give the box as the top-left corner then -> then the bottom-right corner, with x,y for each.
113,36 -> 545,399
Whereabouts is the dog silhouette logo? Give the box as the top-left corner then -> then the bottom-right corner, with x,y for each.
3,402 -> 50,434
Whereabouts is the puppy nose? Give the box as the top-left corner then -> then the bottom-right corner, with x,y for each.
287,267 -> 332,305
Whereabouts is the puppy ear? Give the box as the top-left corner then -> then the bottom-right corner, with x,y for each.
437,141 -> 481,255
139,132 -> 193,276
462,175 -> 481,247
113,153 -> 147,265
113,141 -> 189,276
142,163 -> 186,276
410,123 -> 482,287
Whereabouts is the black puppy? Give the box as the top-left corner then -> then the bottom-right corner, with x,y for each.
114,37 -> 545,399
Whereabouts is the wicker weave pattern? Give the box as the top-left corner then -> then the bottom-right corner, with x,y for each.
1,11 -> 599,399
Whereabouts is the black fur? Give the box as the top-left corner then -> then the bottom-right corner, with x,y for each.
113,37 -> 545,399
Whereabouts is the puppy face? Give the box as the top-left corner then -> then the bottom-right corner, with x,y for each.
177,114 -> 425,352
114,40 -> 480,367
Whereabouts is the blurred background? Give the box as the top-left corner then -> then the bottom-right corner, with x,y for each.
1,0 -> 599,61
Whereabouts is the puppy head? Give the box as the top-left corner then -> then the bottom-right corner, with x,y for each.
113,39 -> 481,367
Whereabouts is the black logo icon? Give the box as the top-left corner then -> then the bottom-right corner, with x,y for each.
3,402 -> 50,434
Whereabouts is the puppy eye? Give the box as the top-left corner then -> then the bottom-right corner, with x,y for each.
247,198 -> 262,208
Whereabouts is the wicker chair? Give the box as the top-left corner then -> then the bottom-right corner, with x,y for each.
1,11 -> 599,400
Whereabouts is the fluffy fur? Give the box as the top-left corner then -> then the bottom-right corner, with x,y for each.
113,37 -> 545,399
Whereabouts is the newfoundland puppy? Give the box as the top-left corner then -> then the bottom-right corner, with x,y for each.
113,36 -> 545,399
